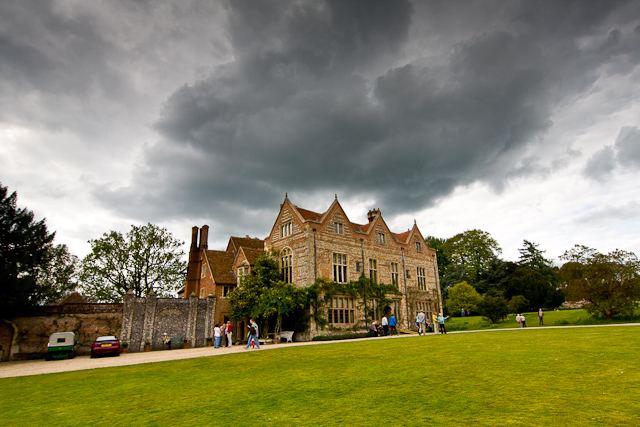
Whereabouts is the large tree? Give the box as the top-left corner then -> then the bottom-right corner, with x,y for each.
80,223 -> 186,302
441,229 -> 502,285
559,245 -> 640,319
229,251 -> 307,336
446,281 -> 481,314
0,183 -> 55,317
35,243 -> 80,305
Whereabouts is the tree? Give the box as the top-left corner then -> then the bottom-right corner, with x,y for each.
80,223 -> 186,302
0,183 -> 56,317
446,281 -> 481,314
441,229 -> 502,285
35,244 -> 80,305
229,251 -> 308,335
507,295 -> 530,314
477,295 -> 509,324
559,245 -> 640,319
518,240 -> 552,269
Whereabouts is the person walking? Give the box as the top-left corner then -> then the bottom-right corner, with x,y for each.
226,321 -> 234,347
389,314 -> 397,335
461,308 -> 465,317
521,313 -> 527,328
437,313 -> 449,334
516,313 -> 522,327
416,310 -> 426,335
214,324 -> 222,348
381,315 -> 389,336
432,313 -> 439,334
245,319 -> 260,349
538,308 -> 544,326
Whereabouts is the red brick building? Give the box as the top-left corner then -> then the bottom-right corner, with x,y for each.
184,225 -> 264,329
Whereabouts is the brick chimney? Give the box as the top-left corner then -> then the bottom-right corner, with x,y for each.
367,208 -> 381,223
199,225 -> 209,250
185,226 -> 203,298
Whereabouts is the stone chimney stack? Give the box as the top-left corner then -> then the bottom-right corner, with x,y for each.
367,208 -> 381,223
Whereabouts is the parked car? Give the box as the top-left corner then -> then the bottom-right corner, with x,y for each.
90,335 -> 121,358
46,332 -> 77,360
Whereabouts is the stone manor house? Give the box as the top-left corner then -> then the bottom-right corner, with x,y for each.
184,195 -> 442,339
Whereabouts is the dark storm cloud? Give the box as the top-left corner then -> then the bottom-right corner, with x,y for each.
93,0 -> 640,233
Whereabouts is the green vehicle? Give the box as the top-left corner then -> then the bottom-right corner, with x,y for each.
46,332 -> 77,360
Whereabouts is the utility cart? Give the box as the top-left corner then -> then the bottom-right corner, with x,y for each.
46,332 -> 77,360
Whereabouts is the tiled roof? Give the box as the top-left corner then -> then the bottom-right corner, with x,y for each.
241,247 -> 264,265
296,206 -> 323,222
394,230 -> 411,243
205,250 -> 236,284
353,222 -> 372,233
228,236 -> 265,253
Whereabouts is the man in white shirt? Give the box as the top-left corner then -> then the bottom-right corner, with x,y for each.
416,311 -> 426,335
381,315 -> 389,336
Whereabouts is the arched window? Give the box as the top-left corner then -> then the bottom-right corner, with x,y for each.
281,248 -> 293,283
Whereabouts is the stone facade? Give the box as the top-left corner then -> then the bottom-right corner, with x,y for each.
265,196 -> 442,335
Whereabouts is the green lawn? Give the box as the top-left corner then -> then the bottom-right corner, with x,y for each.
2,326 -> 639,426
447,308 -> 640,332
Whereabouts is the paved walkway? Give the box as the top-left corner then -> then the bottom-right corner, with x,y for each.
2,323 -> 638,379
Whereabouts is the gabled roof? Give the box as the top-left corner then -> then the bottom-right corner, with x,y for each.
238,247 -> 264,266
226,236 -> 265,254
205,250 -> 236,285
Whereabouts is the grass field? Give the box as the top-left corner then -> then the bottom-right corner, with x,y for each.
447,308 -> 640,332
2,325 -> 639,426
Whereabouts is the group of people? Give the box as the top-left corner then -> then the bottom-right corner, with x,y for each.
416,310 -> 449,335
371,314 -> 397,336
213,321 -> 234,348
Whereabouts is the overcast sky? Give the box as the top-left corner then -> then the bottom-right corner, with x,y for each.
1,0 -> 639,263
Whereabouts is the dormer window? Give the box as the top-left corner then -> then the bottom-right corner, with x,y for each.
281,222 -> 293,238
334,222 -> 343,235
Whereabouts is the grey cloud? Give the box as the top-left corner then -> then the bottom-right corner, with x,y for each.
583,146 -> 616,179
615,126 -> 640,168
83,1 -> 638,228
575,200 -> 640,225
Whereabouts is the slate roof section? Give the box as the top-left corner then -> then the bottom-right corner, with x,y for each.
205,250 -> 236,285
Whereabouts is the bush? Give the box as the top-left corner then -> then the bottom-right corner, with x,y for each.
478,295 -> 509,324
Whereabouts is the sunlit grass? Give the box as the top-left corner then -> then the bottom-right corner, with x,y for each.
447,308 -> 640,331
2,326 -> 639,426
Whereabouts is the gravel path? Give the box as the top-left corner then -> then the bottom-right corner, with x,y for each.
2,323 -> 638,379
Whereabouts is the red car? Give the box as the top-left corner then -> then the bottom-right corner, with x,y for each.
90,335 -> 121,358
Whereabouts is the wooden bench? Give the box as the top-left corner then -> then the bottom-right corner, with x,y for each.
280,331 -> 294,343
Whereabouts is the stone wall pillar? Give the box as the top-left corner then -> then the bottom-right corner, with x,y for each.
186,293 -> 198,347
121,291 -> 135,345
141,291 -> 157,351
205,294 -> 216,340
